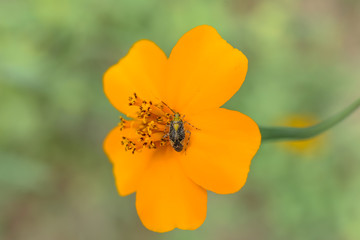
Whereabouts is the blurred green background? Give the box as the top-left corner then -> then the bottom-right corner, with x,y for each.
1,0 -> 359,239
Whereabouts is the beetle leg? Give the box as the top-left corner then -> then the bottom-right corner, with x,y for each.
184,130 -> 191,154
184,121 -> 200,130
163,122 -> 170,135
162,133 -> 169,140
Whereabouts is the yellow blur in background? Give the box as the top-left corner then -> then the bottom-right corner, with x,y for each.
0,0 -> 359,239
280,115 -> 324,155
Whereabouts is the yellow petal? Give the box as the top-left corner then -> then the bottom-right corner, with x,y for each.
103,40 -> 167,115
103,127 -> 151,196
165,25 -> 248,115
136,149 -> 207,232
181,108 -> 261,194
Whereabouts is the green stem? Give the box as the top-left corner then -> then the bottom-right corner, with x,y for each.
260,98 -> 360,142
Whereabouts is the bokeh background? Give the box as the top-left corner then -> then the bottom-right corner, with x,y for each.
1,0 -> 359,239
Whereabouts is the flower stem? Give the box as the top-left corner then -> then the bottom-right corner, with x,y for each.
260,98 -> 360,142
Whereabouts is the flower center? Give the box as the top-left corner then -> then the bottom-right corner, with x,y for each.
119,93 -> 179,154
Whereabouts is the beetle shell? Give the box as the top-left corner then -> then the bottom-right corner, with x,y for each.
169,120 -> 185,152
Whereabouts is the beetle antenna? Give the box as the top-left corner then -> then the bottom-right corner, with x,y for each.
161,101 -> 176,114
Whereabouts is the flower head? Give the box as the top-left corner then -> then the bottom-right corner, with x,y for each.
103,25 -> 261,232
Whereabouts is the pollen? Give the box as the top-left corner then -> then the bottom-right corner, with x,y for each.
119,93 -> 174,153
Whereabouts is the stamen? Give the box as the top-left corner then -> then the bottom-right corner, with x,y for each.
128,93 -> 142,106
119,116 -> 132,130
149,104 -> 168,117
160,140 -> 167,146
120,93 -> 188,153
154,123 -> 166,132
151,132 -> 164,142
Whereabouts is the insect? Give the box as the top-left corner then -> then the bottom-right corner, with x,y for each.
161,102 -> 199,152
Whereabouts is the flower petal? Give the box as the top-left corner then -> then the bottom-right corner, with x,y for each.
181,108 -> 261,194
103,127 -> 151,196
103,40 -> 167,115
166,25 -> 248,115
136,150 -> 207,232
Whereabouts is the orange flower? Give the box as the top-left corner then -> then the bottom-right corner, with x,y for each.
103,25 -> 261,232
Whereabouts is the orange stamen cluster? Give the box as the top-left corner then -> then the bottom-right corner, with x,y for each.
120,93 -> 173,154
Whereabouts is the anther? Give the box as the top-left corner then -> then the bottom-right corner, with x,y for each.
119,116 -> 127,130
